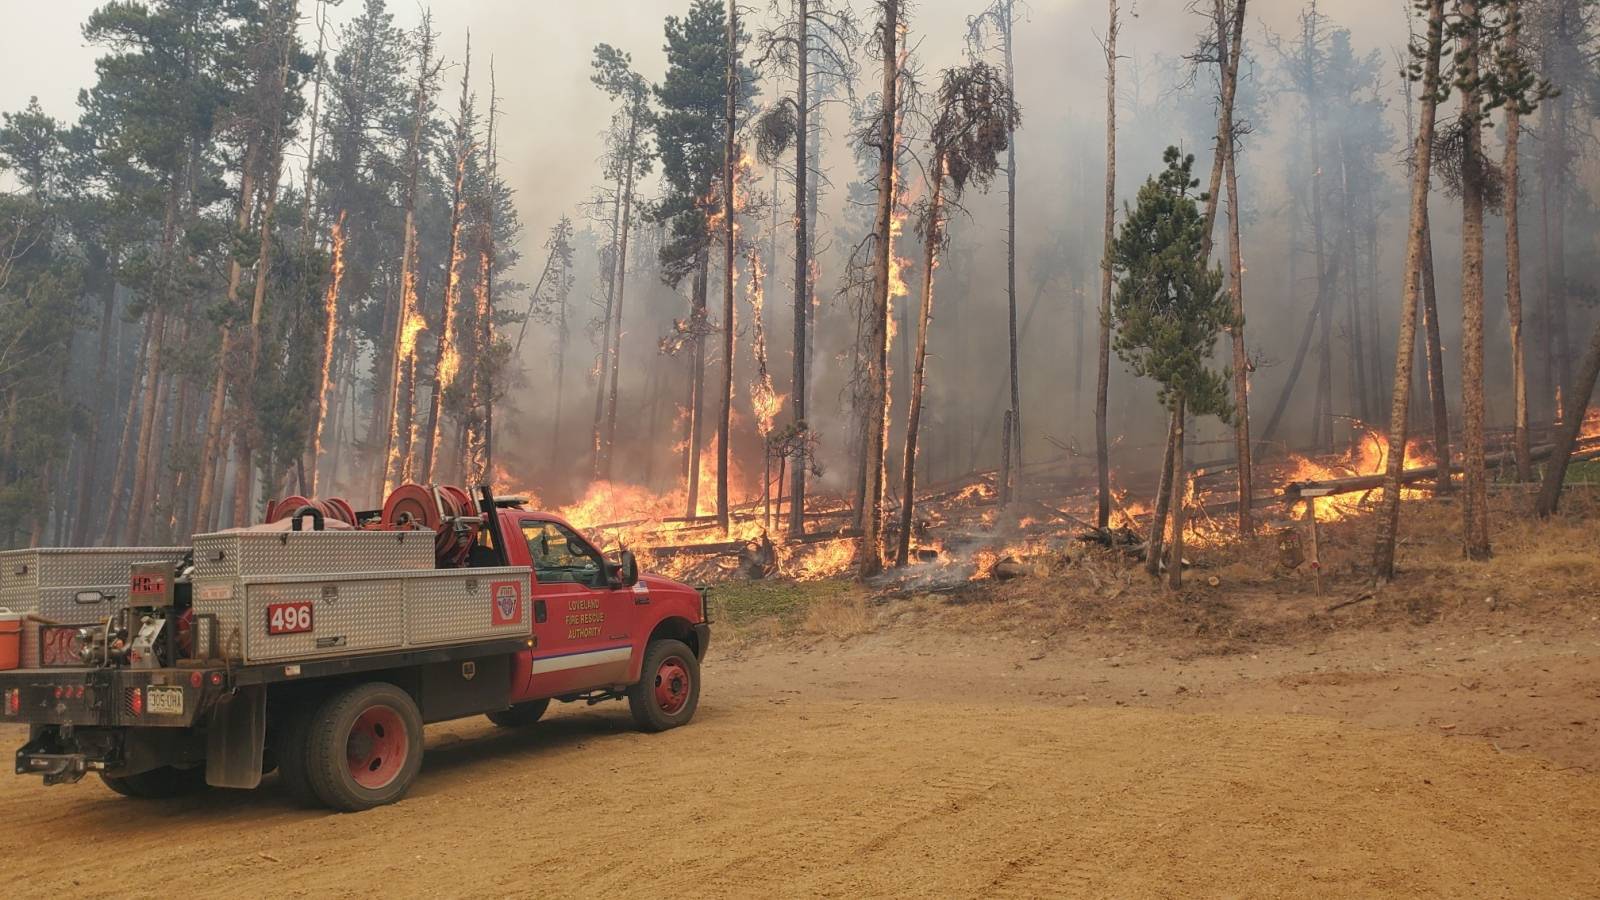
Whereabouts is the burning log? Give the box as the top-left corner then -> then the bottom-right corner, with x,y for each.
1280,463 -> 1460,502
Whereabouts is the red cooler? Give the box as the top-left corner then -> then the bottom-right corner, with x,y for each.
0,609 -> 21,671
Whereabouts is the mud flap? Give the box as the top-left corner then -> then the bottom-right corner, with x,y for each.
206,685 -> 266,789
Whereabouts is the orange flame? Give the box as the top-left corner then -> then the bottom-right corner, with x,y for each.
312,214 -> 346,489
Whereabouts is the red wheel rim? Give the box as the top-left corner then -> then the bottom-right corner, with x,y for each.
346,705 -> 408,790
654,656 -> 692,715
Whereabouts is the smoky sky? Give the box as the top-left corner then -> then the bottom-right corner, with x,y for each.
1,0 -> 1411,288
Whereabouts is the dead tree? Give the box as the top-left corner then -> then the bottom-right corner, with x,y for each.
380,18 -> 440,496
753,0 -> 859,536
859,0 -> 901,577
1503,0 -> 1532,481
894,61 -> 1019,568
590,44 -> 653,481
718,0 -> 740,534
1535,318 -> 1600,516
422,39 -> 473,483
1094,0 -> 1120,530
967,0 -> 1024,501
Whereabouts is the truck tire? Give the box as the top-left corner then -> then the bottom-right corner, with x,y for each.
304,681 -> 424,812
487,698 -> 550,728
99,765 -> 207,799
274,704 -> 318,805
627,639 -> 700,733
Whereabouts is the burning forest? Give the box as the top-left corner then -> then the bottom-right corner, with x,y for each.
4,0 -> 1600,597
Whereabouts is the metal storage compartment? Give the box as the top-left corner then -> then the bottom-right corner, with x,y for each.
236,567 -> 531,663
1,547 -> 189,622
187,530 -> 529,664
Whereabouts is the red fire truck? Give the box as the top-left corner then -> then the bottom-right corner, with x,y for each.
0,485 -> 710,812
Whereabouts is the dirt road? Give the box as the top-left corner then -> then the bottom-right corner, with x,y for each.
2,623 -> 1597,898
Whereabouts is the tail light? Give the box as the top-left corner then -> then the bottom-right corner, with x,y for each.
125,687 -> 143,717
3,689 -> 18,716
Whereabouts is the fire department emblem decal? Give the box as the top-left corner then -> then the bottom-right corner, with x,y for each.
491,581 -> 523,626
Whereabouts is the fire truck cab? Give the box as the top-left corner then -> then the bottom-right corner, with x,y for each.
0,488 -> 710,812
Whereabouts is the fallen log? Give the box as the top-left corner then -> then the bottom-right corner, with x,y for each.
1280,464 -> 1461,501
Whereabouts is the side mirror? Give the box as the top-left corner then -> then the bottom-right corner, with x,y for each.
619,549 -> 640,587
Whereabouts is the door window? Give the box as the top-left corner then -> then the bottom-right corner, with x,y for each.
521,521 -> 603,585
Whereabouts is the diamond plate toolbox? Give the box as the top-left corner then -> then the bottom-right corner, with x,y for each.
191,530 -> 434,654
187,530 -> 528,663
238,569 -> 532,663
1,547 -> 189,619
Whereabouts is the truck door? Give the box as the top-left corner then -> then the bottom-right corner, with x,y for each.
519,517 -> 634,694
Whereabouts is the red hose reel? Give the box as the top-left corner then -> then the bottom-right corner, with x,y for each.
265,484 -> 484,566
380,483 -> 482,566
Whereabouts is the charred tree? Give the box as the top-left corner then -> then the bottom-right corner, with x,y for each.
894,61 -> 1018,568
422,39 -> 474,484
379,17 -> 439,497
859,0 -> 900,578
1094,0 -> 1119,530
1535,318 -> 1600,517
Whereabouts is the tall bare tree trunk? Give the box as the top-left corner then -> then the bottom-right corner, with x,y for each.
1001,0 -> 1022,501
194,136 -> 261,533
1211,0 -> 1249,532
591,185 -> 622,478
1504,2 -> 1532,482
895,156 -> 943,568
423,44 -> 473,484
1094,0 -> 1119,530
859,0 -> 899,577
1145,404 -> 1178,577
1373,0 -> 1443,581
124,306 -> 167,545
72,274 -> 118,545
310,213 -> 346,496
1457,0 -> 1491,561
102,322 -> 148,543
1419,211 -> 1451,490
1166,396 -> 1187,590
788,0 -> 811,536
1305,20 -> 1333,453
685,254 -> 709,518
602,108 -> 641,480
1225,132 -> 1251,533
718,0 -> 740,535
381,20 -> 436,497
1535,317 -> 1600,517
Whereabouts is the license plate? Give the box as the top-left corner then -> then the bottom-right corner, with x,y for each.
146,686 -> 184,716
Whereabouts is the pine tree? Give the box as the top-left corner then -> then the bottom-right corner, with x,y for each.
1108,148 -> 1236,589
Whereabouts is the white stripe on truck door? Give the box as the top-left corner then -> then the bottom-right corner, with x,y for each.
528,644 -> 631,675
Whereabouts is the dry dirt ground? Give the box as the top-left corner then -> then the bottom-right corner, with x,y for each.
1,501 -> 1598,898
1,619 -> 1598,897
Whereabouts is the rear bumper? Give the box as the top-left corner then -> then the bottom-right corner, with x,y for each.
0,667 -> 220,729
693,624 -> 712,661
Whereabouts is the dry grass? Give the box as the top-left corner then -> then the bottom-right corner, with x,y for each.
711,485 -> 1600,657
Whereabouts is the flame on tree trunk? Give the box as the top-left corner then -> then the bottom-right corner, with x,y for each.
1094,0 -> 1119,530
310,212 -> 347,496
895,156 -> 944,568
424,45 -> 474,484
788,0 -> 811,537
381,18 -> 437,497
718,0 -> 740,535
859,0 -> 900,577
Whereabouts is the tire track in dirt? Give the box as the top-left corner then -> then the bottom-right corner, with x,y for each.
697,724 -> 1075,892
